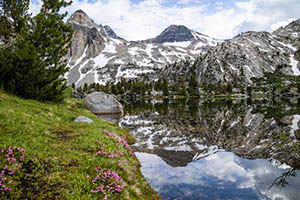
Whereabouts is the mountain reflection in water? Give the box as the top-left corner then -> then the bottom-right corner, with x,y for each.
119,98 -> 300,200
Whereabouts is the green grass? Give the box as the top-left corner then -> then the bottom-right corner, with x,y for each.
0,91 -> 161,200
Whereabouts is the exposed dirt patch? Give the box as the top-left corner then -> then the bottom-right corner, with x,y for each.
50,128 -> 74,141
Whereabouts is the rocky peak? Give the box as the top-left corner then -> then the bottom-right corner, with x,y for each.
104,25 -> 118,39
164,24 -> 191,33
148,24 -> 196,43
74,9 -> 85,14
67,9 -> 96,28
66,10 -> 107,67
273,19 -> 300,48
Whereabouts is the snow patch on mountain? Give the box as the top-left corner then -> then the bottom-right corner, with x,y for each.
163,41 -> 191,48
277,41 -> 297,51
290,55 -> 300,76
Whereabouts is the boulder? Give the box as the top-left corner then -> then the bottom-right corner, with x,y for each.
74,116 -> 94,123
84,92 -> 123,114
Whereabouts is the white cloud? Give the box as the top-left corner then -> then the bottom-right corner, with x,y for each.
66,0 -> 208,40
136,151 -> 300,200
235,0 -> 300,33
177,0 -> 203,5
29,0 -> 42,16
199,8 -> 247,39
29,0 -> 300,40
135,152 -> 255,188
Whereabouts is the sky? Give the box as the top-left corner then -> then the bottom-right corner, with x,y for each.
29,0 -> 300,41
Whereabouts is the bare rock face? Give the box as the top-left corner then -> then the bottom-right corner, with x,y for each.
67,11 -> 106,65
147,25 -> 198,43
67,9 -> 95,28
145,24 -> 217,45
84,92 -> 123,114
104,25 -> 119,39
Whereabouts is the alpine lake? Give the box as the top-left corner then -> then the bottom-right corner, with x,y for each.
98,97 -> 300,200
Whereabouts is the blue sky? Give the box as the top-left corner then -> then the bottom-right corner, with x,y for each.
29,0 -> 300,40
128,0 -> 239,7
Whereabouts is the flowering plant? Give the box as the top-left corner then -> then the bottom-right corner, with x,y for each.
0,146 -> 25,194
89,130 -> 135,199
91,168 -> 124,200
103,130 -> 134,156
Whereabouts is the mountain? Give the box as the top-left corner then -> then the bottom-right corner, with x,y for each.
144,24 -> 218,45
66,10 -> 300,88
66,10 -> 219,87
163,20 -> 300,85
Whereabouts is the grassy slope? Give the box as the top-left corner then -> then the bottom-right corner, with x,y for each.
0,91 -> 160,200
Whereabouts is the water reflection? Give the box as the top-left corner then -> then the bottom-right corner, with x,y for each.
119,98 -> 300,199
136,152 -> 300,200
97,113 -> 122,124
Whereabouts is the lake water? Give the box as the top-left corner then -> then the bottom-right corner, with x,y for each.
115,98 -> 300,200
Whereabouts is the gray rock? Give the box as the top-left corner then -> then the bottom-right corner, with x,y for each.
84,92 -> 123,114
67,10 -> 96,28
104,25 -> 120,39
74,116 -> 94,123
145,25 -> 200,43
81,60 -> 95,74
97,113 -> 122,124
67,10 -> 105,66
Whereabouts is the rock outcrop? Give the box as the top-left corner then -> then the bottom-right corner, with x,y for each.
104,25 -> 120,39
84,92 -> 123,114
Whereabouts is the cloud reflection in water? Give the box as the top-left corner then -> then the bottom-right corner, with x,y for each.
136,152 -> 300,200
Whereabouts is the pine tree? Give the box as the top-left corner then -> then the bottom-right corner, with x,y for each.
83,83 -> 88,93
188,75 -> 199,96
0,0 -> 30,44
226,82 -> 233,94
0,0 -> 73,101
178,76 -> 187,96
246,86 -> 252,97
162,78 -> 169,96
172,82 -> 179,95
